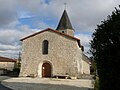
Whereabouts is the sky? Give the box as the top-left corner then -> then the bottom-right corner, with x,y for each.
0,0 -> 120,59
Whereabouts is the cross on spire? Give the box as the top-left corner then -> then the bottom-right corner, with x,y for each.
64,3 -> 67,10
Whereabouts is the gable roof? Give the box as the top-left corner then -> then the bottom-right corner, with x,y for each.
56,10 -> 74,30
0,56 -> 16,62
20,28 -> 83,49
21,28 -> 79,41
20,28 -> 84,48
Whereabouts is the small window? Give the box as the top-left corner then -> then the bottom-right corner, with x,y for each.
62,31 -> 64,33
42,40 -> 49,54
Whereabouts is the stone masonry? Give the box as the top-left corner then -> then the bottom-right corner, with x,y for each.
19,29 -> 85,78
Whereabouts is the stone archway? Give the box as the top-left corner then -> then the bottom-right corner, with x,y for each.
42,63 -> 51,77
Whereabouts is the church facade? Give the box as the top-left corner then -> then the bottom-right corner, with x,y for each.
19,10 -> 90,78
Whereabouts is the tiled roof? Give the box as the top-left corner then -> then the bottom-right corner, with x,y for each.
0,56 -> 17,62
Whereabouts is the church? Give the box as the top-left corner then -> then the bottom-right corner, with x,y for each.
19,9 -> 90,78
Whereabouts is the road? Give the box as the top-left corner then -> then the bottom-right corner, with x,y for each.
2,78 -> 93,90
0,76 -> 12,90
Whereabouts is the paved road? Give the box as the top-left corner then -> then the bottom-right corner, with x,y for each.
0,76 -> 12,90
3,78 -> 93,90
3,82 -> 92,90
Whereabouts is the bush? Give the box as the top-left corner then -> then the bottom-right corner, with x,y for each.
94,76 -> 99,90
13,68 -> 20,75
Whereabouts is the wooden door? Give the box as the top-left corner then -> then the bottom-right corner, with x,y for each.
42,63 -> 51,77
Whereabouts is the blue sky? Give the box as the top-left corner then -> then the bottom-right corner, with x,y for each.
19,16 -> 56,29
0,0 -> 120,58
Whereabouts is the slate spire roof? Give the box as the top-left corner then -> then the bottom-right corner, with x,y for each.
56,10 -> 74,30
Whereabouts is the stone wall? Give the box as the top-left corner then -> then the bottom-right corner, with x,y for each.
82,54 -> 90,74
66,29 -> 74,36
58,29 -> 74,36
82,60 -> 90,74
0,62 -> 15,71
20,30 -> 83,77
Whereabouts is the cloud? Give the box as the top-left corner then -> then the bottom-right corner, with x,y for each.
21,0 -> 119,32
0,10 -> 17,27
0,28 -> 28,45
0,25 -> 36,58
0,0 -> 17,27
0,0 -> 119,31
0,43 -> 21,51
75,34 -> 92,46
35,22 -> 50,30
2,24 -> 44,43
0,50 -> 19,59
67,0 -> 119,32
0,43 -> 21,59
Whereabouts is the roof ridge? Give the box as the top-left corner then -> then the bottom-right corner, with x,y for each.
20,28 -> 83,49
20,28 -> 79,41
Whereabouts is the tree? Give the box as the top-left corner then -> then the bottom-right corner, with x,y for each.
90,6 -> 120,90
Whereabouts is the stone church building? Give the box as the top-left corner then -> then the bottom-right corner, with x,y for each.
19,10 -> 90,78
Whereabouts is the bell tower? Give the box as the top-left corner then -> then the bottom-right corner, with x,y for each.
56,10 -> 74,36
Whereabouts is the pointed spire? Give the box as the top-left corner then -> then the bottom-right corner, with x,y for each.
56,10 -> 74,30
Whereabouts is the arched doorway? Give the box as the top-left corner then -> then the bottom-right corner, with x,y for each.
42,63 -> 51,77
